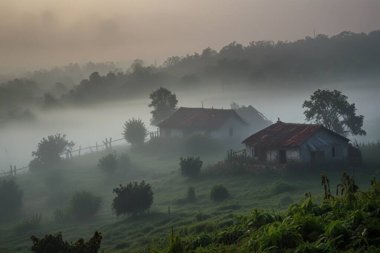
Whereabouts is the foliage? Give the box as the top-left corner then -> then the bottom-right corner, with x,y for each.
98,153 -> 118,174
149,87 -> 178,125
180,157 -> 202,178
210,185 -> 229,202
303,89 -> 366,136
123,118 -> 147,146
158,174 -> 380,253
0,178 -> 22,220
269,181 -> 297,195
30,133 -> 74,169
112,181 -> 153,216
30,231 -> 102,253
70,191 -> 101,220
186,186 -> 196,202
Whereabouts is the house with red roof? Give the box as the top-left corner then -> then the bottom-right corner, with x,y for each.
157,107 -> 249,139
242,120 -> 351,163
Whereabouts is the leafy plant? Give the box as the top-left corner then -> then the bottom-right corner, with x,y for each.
180,157 -> 202,178
98,153 -> 117,174
70,191 -> 101,220
210,185 -> 229,202
30,231 -> 102,253
186,186 -> 196,202
112,181 -> 153,216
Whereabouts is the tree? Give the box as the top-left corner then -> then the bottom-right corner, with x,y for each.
0,178 -> 22,220
303,89 -> 366,136
31,133 -> 74,168
112,181 -> 153,216
149,87 -> 178,125
123,118 -> 147,146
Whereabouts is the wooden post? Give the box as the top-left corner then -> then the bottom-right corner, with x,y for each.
96,142 -> 98,152
78,146 -> 82,157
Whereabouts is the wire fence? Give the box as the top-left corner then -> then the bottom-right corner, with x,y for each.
0,131 -> 159,178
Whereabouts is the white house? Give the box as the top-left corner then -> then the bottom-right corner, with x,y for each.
157,107 -> 249,140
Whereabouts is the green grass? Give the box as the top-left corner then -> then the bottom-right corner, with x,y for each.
0,142 -> 379,252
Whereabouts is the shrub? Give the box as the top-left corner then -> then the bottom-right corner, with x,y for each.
123,118 -> 147,146
186,186 -> 196,202
70,191 -> 101,220
210,185 -> 229,202
112,181 -> 153,216
98,153 -> 117,174
0,178 -> 22,220
31,231 -> 102,253
180,157 -> 202,178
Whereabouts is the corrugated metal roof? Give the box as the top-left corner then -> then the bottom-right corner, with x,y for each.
242,121 -> 349,148
157,107 -> 247,130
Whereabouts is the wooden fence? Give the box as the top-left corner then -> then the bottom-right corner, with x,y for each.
0,131 -> 159,178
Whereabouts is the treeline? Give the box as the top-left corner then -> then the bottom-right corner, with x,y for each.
1,30 -> 380,121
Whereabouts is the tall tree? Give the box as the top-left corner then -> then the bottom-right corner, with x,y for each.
303,89 -> 366,136
149,87 -> 178,125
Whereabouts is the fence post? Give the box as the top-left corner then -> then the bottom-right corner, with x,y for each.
78,146 -> 82,157
96,142 -> 98,152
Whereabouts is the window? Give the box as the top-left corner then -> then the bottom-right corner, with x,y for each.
229,127 -> 233,137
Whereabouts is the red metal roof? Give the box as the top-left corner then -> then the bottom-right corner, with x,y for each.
157,107 -> 246,130
242,121 -> 349,148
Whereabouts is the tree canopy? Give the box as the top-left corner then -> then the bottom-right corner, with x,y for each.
149,87 -> 178,125
123,118 -> 147,145
31,133 -> 75,168
303,89 -> 366,136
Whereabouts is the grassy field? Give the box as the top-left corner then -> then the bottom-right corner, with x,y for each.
0,140 -> 379,252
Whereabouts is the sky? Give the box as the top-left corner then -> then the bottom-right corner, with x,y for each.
0,0 -> 379,73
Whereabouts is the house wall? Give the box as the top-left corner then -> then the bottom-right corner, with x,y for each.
210,117 -> 249,140
265,148 -> 301,162
299,130 -> 349,162
160,128 -> 184,138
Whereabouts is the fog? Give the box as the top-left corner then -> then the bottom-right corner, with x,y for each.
0,80 -> 378,171
1,0 -> 380,73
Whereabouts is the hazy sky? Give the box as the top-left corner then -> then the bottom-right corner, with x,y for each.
0,0 -> 379,73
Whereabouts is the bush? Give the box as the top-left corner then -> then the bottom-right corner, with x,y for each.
123,118 -> 147,146
180,157 -> 202,178
186,186 -> 196,202
112,181 -> 153,216
269,181 -> 297,195
98,153 -> 117,174
210,185 -> 229,202
0,178 -> 22,220
70,191 -> 101,220
31,231 -> 102,253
